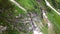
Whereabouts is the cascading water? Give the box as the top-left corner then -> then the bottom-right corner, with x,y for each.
45,0 -> 60,15
10,0 -> 43,34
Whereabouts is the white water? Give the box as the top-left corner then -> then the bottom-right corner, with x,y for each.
10,0 -> 27,13
34,31 -> 43,34
33,21 -> 43,34
45,0 -> 60,15
42,10 -> 51,28
33,30 -> 43,34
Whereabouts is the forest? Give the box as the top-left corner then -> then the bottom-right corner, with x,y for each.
0,0 -> 60,34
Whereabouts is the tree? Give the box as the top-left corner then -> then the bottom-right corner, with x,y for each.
0,0 -> 60,34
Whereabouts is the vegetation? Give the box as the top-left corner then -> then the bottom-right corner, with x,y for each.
0,0 -> 60,34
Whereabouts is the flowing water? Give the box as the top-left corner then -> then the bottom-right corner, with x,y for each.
45,0 -> 60,15
10,0 -> 43,34
10,0 -> 57,34
10,0 -> 27,13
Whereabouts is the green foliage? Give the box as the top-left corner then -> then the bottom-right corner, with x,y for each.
46,7 -> 60,34
48,0 -> 60,10
0,0 -> 60,34
0,0 -> 29,34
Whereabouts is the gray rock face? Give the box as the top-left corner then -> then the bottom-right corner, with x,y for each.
0,26 -> 7,33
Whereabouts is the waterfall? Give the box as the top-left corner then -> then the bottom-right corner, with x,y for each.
45,0 -> 60,15
10,0 -> 27,13
10,0 -> 43,34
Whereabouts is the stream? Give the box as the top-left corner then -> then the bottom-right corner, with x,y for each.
10,0 -> 27,13
10,0 -> 43,34
9,0 -> 57,34
45,0 -> 60,15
